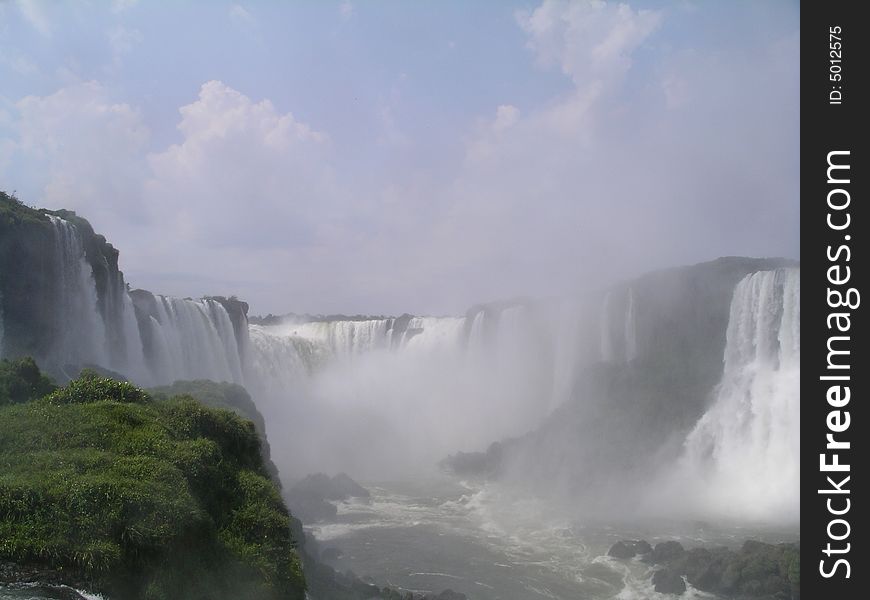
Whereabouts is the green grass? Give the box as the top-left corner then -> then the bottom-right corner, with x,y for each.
0,368 -> 306,600
0,357 -> 57,405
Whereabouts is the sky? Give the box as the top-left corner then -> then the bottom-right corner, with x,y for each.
0,0 -> 799,316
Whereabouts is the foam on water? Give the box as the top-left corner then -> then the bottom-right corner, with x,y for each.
308,479 -> 781,599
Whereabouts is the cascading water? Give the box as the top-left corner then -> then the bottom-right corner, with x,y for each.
144,296 -> 245,385
7,216 -> 801,514
48,216 -> 110,372
243,306 -> 578,479
677,268 -> 800,521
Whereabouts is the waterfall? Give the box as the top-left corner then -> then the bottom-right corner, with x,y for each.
276,319 -> 394,356
144,296 -> 244,385
39,216 -> 149,380
679,268 -> 800,520
243,305 -> 578,478
48,216 -> 110,371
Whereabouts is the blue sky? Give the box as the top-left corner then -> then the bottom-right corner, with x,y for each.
0,1 -> 799,315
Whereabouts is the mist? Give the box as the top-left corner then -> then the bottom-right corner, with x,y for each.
246,303 -> 583,481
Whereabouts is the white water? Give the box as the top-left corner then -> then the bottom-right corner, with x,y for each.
306,479 -> 794,600
246,305 -> 578,479
0,216 -> 244,386
676,268 -> 800,521
145,296 -> 244,385
48,216 -> 111,371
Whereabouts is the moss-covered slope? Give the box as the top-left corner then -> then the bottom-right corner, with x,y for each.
0,369 -> 305,600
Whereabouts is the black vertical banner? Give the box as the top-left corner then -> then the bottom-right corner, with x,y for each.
802,1 -> 867,598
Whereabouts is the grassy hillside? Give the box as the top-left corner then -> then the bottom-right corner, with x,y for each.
0,365 -> 305,600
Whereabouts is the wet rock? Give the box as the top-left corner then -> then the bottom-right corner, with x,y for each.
653,568 -> 686,595
284,488 -> 338,522
608,539 -> 652,559
650,541 -> 686,563
641,539 -> 800,600
291,472 -> 370,501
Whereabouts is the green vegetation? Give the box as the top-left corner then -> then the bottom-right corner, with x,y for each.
149,380 -> 266,437
0,191 -> 51,231
149,380 -> 281,483
0,365 -> 306,599
0,357 -> 57,405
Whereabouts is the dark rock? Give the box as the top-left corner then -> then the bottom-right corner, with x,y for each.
329,472 -> 371,499
650,541 -> 686,563
285,488 -> 338,523
292,472 -> 370,501
652,568 -> 686,595
608,539 -> 652,559
285,474 -> 368,523
635,540 -> 653,555
0,583 -> 88,599
440,441 -> 506,478
638,539 -> 800,600
0,560 -> 90,593
608,541 -> 636,559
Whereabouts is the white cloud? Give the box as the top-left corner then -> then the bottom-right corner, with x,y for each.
11,81 -> 149,227
517,0 -> 660,90
134,81 -> 343,297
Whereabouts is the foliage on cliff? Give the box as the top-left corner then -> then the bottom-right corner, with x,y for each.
0,367 -> 306,600
0,357 -> 57,405
149,380 -> 281,484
